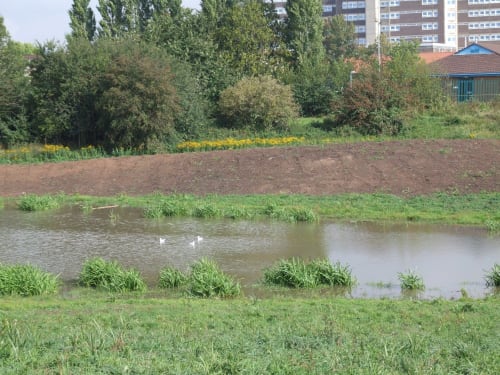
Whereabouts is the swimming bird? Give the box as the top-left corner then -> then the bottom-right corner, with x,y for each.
160,237 -> 166,244
196,235 -> 203,243
189,240 -> 196,247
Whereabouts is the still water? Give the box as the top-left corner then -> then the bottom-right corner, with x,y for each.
0,206 -> 498,299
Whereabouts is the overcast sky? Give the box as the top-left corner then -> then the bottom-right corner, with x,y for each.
1,0 -> 200,44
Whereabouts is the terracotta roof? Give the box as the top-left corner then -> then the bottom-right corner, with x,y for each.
419,52 -> 453,64
474,41 -> 500,55
430,53 -> 500,75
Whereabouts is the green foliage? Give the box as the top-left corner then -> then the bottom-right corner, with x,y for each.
218,75 -> 299,131
398,269 -> 425,290
0,264 -> 59,296
79,257 -> 147,292
17,194 -> 62,211
187,258 -> 241,298
158,265 -> 188,288
286,60 -> 338,116
215,0 -> 285,77
0,20 -> 31,147
323,15 -> 357,61
263,258 -> 355,288
484,263 -> 500,287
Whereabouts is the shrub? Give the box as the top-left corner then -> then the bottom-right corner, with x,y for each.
398,269 -> 425,290
79,257 -> 146,292
484,263 -> 500,287
218,76 -> 299,132
158,266 -> 188,288
0,264 -> 59,296
187,258 -> 241,298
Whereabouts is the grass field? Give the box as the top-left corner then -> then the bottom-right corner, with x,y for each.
0,293 -> 498,374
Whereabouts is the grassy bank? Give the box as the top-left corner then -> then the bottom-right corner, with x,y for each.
9,192 -> 500,229
0,294 -> 498,373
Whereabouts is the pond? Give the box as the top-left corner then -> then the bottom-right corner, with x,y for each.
0,206 -> 498,299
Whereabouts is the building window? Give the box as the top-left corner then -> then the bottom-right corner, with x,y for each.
422,0 -> 438,4
342,1 -> 366,9
422,10 -> 438,18
323,5 -> 333,12
344,13 -> 366,21
381,1 -> 400,6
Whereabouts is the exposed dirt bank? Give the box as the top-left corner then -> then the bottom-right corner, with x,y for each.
0,140 -> 498,197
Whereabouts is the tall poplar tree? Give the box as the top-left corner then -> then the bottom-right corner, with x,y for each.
285,0 -> 325,67
69,0 -> 97,41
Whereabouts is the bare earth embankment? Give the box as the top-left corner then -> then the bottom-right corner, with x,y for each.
0,140 -> 498,197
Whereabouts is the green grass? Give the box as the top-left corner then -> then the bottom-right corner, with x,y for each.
8,191 -> 500,229
0,264 -> 60,296
0,294 -> 498,373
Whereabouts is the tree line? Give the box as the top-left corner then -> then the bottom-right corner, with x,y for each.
0,0 -> 444,152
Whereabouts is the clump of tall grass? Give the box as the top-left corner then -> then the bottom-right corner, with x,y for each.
79,258 -> 146,292
192,204 -> 222,218
0,264 -> 59,296
17,194 -> 62,211
263,258 -> 355,288
264,204 -> 318,223
187,258 -> 241,298
143,200 -> 189,218
398,269 -> 425,290
158,265 -> 188,288
484,263 -> 500,287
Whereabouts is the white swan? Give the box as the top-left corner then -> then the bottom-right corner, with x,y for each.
160,237 -> 166,244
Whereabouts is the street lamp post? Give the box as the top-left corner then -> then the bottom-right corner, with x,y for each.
349,71 -> 356,88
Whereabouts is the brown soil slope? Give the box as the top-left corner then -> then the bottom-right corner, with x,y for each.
0,140 -> 498,197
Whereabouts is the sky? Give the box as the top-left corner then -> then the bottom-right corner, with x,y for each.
1,0 -> 200,44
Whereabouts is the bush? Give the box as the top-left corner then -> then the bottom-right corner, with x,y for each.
79,257 -> 147,292
0,264 -> 59,296
187,258 -> 241,298
330,73 -> 405,136
218,76 -> 299,132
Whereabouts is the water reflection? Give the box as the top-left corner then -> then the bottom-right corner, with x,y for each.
0,207 -> 498,299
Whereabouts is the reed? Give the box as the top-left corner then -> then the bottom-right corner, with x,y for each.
187,258 -> 241,298
0,264 -> 59,296
484,263 -> 500,287
78,257 -> 147,292
398,270 -> 425,290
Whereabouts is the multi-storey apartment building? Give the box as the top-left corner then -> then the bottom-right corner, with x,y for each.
274,0 -> 500,51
